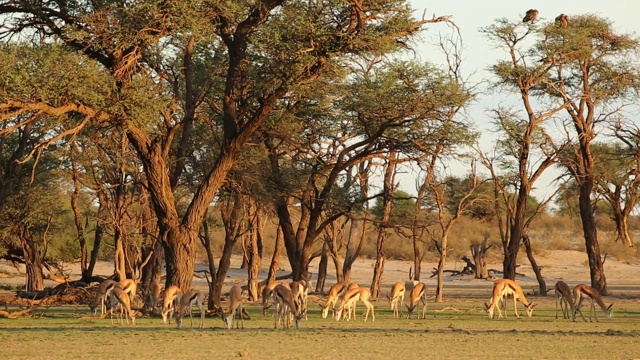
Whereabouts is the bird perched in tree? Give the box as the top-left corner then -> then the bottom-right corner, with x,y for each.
523,9 -> 539,23
555,14 -> 569,28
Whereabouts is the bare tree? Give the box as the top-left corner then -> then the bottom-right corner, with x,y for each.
431,164 -> 487,302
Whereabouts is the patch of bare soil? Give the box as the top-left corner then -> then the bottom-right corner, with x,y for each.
1,249 -> 638,305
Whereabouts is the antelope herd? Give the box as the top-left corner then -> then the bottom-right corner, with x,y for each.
88,276 -> 613,329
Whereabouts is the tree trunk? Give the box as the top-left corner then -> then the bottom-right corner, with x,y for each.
240,235 -> 248,270
162,225 -> 197,290
19,225 -> 44,292
275,199 -> 303,280
142,240 -> 164,308
471,241 -> 489,279
502,229 -> 520,280
370,249 -> 385,298
127,125 -> 248,297
345,160 -> 370,284
370,152 -> 396,298
246,208 -> 263,301
140,186 -> 161,308
413,240 -> 422,282
411,178 -> 430,282
434,235 -> 449,302
213,231 -> 236,307
324,224 -> 345,284
329,246 -> 346,282
70,162 -> 88,282
370,221 -> 389,298
114,226 -> 127,281
578,183 -> 607,294
503,186 -> 528,280
613,210 -> 634,248
522,234 -> 546,295
209,191 -> 246,306
342,219 -> 363,284
199,216 -> 218,310
266,225 -> 283,285
85,208 -> 105,282
298,241 -> 313,281
315,243 -> 329,293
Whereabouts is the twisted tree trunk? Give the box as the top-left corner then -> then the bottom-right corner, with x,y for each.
19,225 -> 44,292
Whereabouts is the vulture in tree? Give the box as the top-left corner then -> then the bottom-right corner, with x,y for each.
555,14 -> 569,28
523,9 -> 539,23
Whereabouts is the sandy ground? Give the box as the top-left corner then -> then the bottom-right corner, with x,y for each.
1,249 -> 638,300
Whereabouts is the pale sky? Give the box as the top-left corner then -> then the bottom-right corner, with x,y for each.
389,1 -> 640,202
410,1 -> 639,75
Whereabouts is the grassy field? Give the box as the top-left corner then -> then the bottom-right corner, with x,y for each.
1,295 -> 639,360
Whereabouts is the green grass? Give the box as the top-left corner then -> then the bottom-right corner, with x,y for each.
1,296 -> 639,359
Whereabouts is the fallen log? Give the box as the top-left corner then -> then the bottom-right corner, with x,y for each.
17,290 -> 51,300
0,306 -> 37,318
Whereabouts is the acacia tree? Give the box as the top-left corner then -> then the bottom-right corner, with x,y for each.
0,160 -> 65,291
592,138 -> 640,248
536,15 -> 640,293
265,52 -> 475,280
0,1 -> 438,289
0,186 -> 52,291
481,18 -> 571,282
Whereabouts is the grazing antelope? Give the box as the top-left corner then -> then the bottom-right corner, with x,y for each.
117,278 -> 138,304
387,282 -> 406,318
485,279 -> 512,319
485,279 -> 536,319
273,284 -> 304,329
161,285 -> 182,324
89,279 -> 116,316
320,282 -> 347,319
148,278 -> 162,311
175,289 -> 205,329
405,282 -> 427,319
404,280 -> 419,294
342,282 -> 360,318
335,286 -> 375,322
290,280 -> 309,320
346,282 -> 359,291
223,285 -> 244,329
555,281 -> 575,321
261,281 -> 281,316
110,286 -> 136,325
572,284 -> 613,322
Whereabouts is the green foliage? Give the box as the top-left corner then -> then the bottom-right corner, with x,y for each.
441,176 -> 494,221
0,43 -> 114,108
371,190 -> 416,226
554,178 -> 612,218
343,60 -> 477,155
592,141 -> 635,187
0,179 -> 70,259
